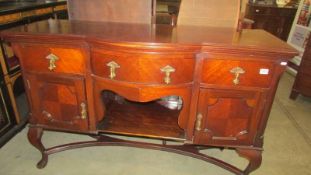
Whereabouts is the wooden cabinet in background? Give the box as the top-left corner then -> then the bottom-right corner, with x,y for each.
245,3 -> 297,41
290,36 -> 311,99
0,71 -> 16,138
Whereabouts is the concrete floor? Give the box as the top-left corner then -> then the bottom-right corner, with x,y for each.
0,72 -> 310,175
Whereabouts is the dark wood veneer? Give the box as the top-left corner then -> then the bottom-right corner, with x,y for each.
290,36 -> 311,99
0,19 -> 297,175
245,3 -> 297,41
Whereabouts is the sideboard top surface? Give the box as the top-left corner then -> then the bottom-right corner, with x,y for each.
0,19 -> 297,56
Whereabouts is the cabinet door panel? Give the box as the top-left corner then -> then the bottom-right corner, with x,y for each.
194,88 -> 264,145
26,74 -> 88,131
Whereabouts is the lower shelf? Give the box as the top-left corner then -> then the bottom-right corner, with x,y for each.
97,100 -> 185,141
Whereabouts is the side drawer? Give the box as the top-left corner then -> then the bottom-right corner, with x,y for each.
201,58 -> 275,88
91,48 -> 195,85
17,43 -> 86,74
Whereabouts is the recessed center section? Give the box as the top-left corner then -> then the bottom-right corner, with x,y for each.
97,90 -> 185,140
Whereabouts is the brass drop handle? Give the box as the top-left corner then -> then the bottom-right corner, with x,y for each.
160,65 -> 175,84
80,102 -> 87,119
46,53 -> 59,71
230,67 -> 245,85
107,61 -> 120,79
195,113 -> 203,131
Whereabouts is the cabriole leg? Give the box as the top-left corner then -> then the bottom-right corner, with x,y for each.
236,148 -> 262,175
27,126 -> 48,169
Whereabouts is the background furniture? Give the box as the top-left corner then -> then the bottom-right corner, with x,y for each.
0,0 -> 67,30
1,20 -> 297,175
290,35 -> 311,99
156,0 -> 180,25
0,61 -> 16,142
245,2 -> 298,41
68,0 -> 155,24
177,0 -> 241,28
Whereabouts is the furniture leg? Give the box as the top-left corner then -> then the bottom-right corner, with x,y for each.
27,127 -> 48,169
236,148 -> 262,175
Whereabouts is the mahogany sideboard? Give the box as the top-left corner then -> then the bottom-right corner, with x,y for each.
0,19 -> 297,175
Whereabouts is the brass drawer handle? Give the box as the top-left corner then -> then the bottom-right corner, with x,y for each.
160,65 -> 175,84
80,102 -> 87,119
230,67 -> 245,85
46,53 -> 59,71
195,113 -> 203,131
107,61 -> 120,79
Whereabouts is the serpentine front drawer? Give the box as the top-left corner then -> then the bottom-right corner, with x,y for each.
91,48 -> 195,85
201,58 -> 275,88
17,43 -> 85,74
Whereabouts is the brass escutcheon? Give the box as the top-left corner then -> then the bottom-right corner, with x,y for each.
195,113 -> 203,131
160,65 -> 175,84
230,67 -> 245,85
46,53 -> 59,71
80,102 -> 87,119
106,61 -> 120,79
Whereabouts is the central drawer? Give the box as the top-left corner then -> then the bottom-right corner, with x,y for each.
91,48 -> 195,84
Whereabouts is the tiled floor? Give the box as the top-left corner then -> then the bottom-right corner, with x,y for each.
0,72 -> 310,175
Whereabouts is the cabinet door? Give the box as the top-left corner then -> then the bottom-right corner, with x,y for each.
25,74 -> 88,131
194,88 -> 264,146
